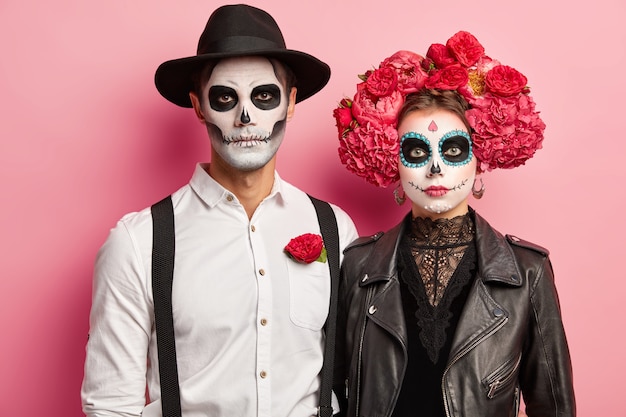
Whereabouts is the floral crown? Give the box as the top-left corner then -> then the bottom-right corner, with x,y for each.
333,31 -> 546,188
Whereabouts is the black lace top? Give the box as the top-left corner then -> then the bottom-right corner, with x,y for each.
392,212 -> 477,417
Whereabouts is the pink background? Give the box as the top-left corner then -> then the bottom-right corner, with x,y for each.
1,0 -> 624,415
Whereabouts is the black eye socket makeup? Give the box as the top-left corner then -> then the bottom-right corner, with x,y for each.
439,130 -> 472,166
400,132 -> 432,167
251,84 -> 281,110
209,86 -> 238,112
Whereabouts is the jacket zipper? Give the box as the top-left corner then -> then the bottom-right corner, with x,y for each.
487,353 -> 522,399
442,316 -> 509,417
355,284 -> 375,416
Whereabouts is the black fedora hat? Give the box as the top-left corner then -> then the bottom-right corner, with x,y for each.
154,4 -> 331,108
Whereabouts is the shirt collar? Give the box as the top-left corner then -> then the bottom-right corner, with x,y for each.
189,163 -> 289,208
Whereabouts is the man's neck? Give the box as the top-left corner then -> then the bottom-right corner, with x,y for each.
207,159 -> 276,219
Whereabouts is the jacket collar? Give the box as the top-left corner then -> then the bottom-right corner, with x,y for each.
358,221 -> 405,288
359,208 -> 523,288
472,209 -> 523,286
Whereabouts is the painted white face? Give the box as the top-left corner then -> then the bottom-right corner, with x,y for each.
199,56 -> 290,171
397,109 -> 477,219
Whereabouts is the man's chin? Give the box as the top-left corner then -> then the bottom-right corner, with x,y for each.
221,154 -> 275,172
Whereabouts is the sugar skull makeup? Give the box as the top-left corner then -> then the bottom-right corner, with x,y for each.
400,129 -> 472,168
397,109 -> 477,219
198,56 -> 291,171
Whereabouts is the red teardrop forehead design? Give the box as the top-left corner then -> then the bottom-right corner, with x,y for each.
428,120 -> 438,132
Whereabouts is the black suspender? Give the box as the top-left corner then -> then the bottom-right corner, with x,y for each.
308,195 -> 340,417
150,194 -> 341,417
150,195 -> 182,417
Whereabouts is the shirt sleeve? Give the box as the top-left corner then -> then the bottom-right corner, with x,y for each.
81,219 -> 153,417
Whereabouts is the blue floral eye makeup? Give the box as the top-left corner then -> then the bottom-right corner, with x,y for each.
439,130 -> 472,166
400,130 -> 472,168
400,132 -> 431,168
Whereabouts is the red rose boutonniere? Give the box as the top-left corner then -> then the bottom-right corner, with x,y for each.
284,233 -> 327,264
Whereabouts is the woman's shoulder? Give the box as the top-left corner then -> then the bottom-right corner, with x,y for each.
505,234 -> 550,257
344,231 -> 385,253
473,208 -> 549,258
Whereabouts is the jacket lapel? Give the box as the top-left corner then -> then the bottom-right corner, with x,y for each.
448,210 -> 522,361
358,211 -> 525,365
359,221 -> 408,346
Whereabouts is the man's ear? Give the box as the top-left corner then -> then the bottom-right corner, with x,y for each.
189,92 -> 206,123
286,87 -> 297,121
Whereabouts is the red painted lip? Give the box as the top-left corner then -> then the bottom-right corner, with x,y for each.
425,186 -> 448,197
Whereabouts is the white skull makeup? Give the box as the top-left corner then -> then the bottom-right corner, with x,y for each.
397,109 -> 477,219
198,56 -> 291,171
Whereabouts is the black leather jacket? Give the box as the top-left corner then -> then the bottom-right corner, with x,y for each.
334,210 -> 575,417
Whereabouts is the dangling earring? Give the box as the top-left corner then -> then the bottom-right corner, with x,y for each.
472,177 -> 485,199
393,184 -> 406,205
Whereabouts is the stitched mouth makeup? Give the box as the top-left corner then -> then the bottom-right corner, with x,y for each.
407,178 -> 469,196
223,135 -> 271,146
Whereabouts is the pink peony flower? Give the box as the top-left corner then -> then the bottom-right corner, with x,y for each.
338,123 -> 400,187
466,93 -> 545,171
351,83 -> 404,127
380,50 -> 428,94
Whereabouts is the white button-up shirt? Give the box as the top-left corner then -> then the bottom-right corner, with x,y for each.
82,163 -> 358,417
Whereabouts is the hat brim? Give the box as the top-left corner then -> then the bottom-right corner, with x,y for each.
154,49 -> 330,108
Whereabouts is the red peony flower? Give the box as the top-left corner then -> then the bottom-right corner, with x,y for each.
366,66 -> 398,97
485,65 -> 528,97
425,64 -> 469,90
446,31 -> 485,67
333,99 -> 354,134
426,43 -> 457,68
284,233 -> 326,264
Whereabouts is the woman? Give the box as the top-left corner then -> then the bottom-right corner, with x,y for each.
332,32 -> 575,417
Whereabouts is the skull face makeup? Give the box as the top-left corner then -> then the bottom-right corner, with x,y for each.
398,109 -> 477,219
194,56 -> 293,171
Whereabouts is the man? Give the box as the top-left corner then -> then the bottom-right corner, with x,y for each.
81,4 -> 358,417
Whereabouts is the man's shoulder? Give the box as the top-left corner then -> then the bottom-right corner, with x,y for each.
279,180 -> 358,245
107,184 -> 191,239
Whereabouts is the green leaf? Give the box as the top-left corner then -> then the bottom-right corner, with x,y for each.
315,247 -> 328,263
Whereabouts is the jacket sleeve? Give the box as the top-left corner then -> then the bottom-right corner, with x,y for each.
520,256 -> 576,417
333,255 -> 352,417
81,220 -> 152,417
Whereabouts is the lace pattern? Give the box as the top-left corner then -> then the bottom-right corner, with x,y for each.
407,214 -> 474,306
399,213 -> 476,363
